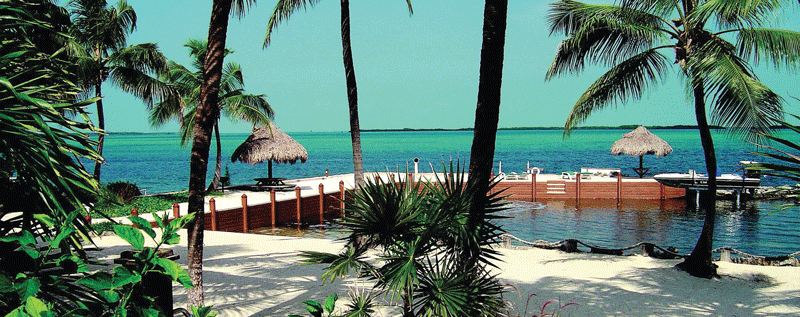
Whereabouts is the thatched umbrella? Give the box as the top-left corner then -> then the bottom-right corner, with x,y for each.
231,122 -> 308,178
610,126 -> 672,178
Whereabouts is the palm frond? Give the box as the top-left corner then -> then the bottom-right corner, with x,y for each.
264,0 -> 321,47
737,28 -> 800,68
299,245 -> 375,284
690,38 -> 783,142
108,66 -> 176,108
231,0 -> 257,18
564,49 -> 668,132
546,0 -> 666,78
693,0 -> 782,29
222,94 -> 274,124
618,0 -> 680,17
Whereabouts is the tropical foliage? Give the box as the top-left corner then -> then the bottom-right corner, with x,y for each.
545,0 -> 800,278
298,165 -> 508,317
264,0 -> 413,187
0,2 -> 199,316
149,39 -> 273,191
750,109 -> 800,206
68,0 -> 174,181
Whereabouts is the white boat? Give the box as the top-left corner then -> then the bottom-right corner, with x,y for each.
654,170 -> 760,189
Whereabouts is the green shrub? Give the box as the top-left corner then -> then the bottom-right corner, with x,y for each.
106,181 -> 142,203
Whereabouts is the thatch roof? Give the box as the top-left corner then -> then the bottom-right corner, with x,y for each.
610,126 -> 673,157
231,122 -> 308,165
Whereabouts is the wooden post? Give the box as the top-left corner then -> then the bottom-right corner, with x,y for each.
172,203 -> 179,219
241,194 -> 248,233
531,173 -> 537,202
617,172 -> 622,200
319,183 -> 325,224
209,198 -> 217,231
130,208 -> 139,229
270,189 -> 276,227
295,186 -> 302,225
576,173 -> 581,201
339,180 -> 345,217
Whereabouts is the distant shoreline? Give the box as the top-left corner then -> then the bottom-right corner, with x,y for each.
360,125 -> 726,132
106,125 -> 760,134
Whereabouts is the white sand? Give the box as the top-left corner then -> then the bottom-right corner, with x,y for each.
88,230 -> 800,317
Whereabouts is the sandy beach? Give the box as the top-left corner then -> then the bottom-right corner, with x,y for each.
87,230 -> 800,317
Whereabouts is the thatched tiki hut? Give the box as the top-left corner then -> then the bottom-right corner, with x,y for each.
231,122 -> 308,179
610,126 -> 672,178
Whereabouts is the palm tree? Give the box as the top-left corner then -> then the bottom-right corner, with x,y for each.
545,0 -> 799,277
467,0 -> 509,231
150,39 -> 274,191
68,0 -> 173,181
264,0 -> 413,187
187,0 -> 255,306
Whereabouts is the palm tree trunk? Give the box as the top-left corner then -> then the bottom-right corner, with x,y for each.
677,80 -> 719,278
207,123 -> 222,192
467,0 -> 508,234
340,0 -> 364,187
187,0 -> 232,306
93,83 -> 105,181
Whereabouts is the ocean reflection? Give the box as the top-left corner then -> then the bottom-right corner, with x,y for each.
499,198 -> 800,257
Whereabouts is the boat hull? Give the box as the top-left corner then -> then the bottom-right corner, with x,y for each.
654,173 -> 760,189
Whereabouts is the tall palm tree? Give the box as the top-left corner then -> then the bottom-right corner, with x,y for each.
545,0 -> 799,277
150,39 -> 274,191
68,0 -> 173,181
467,0 -> 509,232
187,0 -> 255,306
264,0 -> 413,187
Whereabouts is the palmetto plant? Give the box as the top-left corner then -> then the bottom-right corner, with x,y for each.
546,0 -> 800,278
68,0 -> 174,181
300,164 -> 507,317
150,39 -> 274,191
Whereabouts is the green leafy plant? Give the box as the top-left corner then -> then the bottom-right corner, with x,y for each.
106,181 -> 142,204
297,163 -> 508,317
289,294 -> 339,317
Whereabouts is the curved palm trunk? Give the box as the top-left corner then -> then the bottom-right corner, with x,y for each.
207,123 -> 222,192
468,0 -> 507,216
187,0 -> 232,306
340,0 -> 364,187
677,80 -> 719,278
93,83 -> 105,181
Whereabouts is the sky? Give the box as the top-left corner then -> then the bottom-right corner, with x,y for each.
96,1 -> 800,133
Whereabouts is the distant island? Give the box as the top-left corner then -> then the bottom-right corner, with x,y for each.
361,125 -> 728,132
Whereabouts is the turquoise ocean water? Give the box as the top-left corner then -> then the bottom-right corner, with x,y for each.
98,129 -> 797,194
95,129 -> 800,257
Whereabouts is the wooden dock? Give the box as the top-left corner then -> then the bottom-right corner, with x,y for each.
492,173 -> 686,201
139,173 -> 685,234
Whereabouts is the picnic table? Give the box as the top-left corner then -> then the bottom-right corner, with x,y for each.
253,177 -> 296,191
254,177 -> 287,186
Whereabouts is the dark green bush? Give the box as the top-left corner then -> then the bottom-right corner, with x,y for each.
106,181 -> 142,203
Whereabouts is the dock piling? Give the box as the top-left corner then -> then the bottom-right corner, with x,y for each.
209,198 -> 217,231
241,194 -> 248,232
